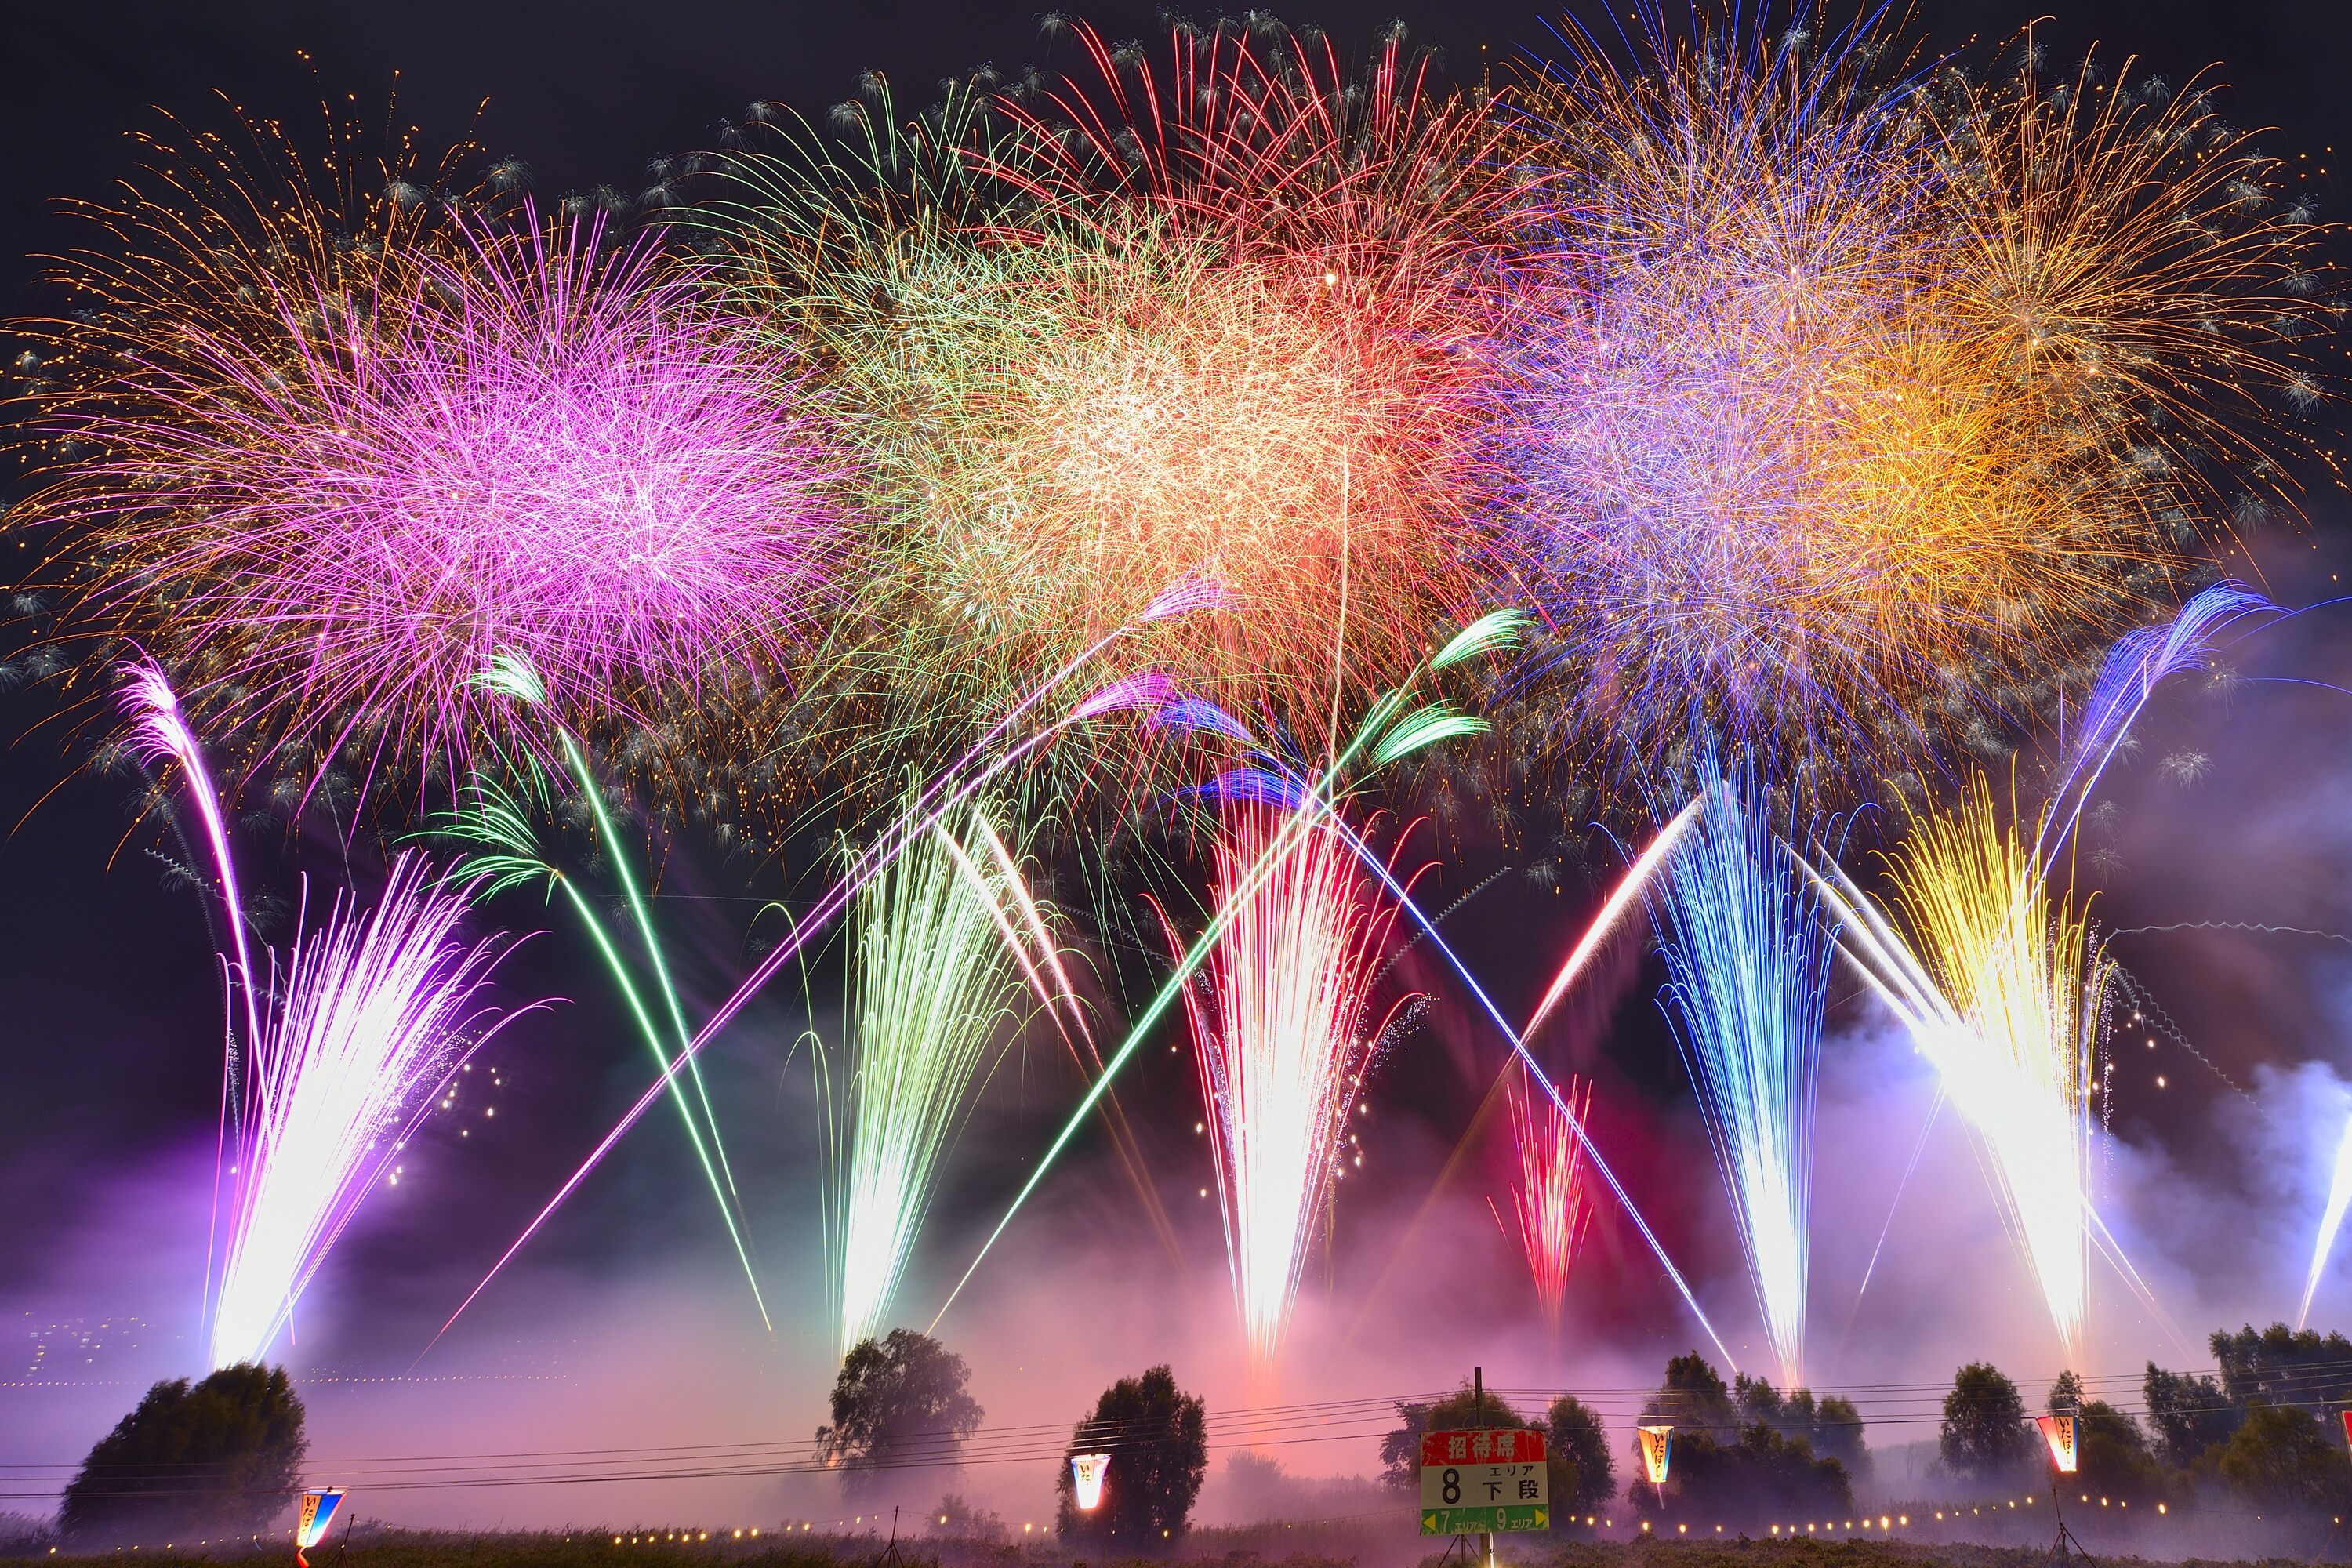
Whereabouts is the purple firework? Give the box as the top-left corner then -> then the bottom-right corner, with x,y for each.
52,209 -> 848,789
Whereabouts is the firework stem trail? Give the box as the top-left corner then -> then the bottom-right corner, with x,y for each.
119,662 -> 263,1063
1809,789 -> 2106,1363
1508,1069 -> 1594,1332
829,797 -> 1045,1352
426,615 -> 1185,1348
557,731 -> 742,1202
212,855 -> 516,1367
1649,765 -> 1832,1388
931,619 -> 1737,1368
2300,1113 -> 2352,1329
1164,806 -> 1410,1359
440,770 -> 775,1329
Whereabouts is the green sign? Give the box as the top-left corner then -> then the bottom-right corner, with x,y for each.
1419,1504 -> 1548,1536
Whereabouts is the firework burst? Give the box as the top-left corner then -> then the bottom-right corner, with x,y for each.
1490,13 -> 2325,793
22,114 -> 844,799
713,23 -> 1519,760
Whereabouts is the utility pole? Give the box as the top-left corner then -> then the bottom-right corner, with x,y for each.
1475,1367 -> 1494,1568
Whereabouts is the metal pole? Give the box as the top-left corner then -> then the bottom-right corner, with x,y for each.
1475,1367 -> 1494,1568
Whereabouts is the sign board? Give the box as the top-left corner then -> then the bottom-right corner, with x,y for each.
1638,1425 -> 1673,1486
2342,1410 -> 2352,1452
1069,1454 -> 1111,1512
2035,1414 -> 2079,1475
1418,1429 -> 1548,1536
295,1488 -> 346,1567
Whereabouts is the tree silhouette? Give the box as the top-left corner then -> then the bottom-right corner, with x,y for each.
2143,1362 -> 2240,1466
1544,1395 -> 1616,1515
1380,1383 -> 1533,1493
2218,1404 -> 2352,1515
815,1330 -> 982,1498
1940,1362 -> 2033,1485
1056,1365 -> 1207,1546
60,1364 -> 306,1550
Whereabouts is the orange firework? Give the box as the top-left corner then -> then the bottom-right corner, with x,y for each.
829,18 -> 1523,754
1491,16 -> 2328,793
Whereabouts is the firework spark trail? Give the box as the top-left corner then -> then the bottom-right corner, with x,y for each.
1524,797 -> 1705,1040
827,796 -> 1062,1354
1820,779 -> 2107,1364
931,613 -> 1740,1368
212,855 -> 514,1368
119,661 -> 262,1056
2043,582 -> 2278,856
1161,808 -> 1411,1359
2300,1113 -> 2352,1330
1650,764 -> 1833,1388
426,606 -> 1196,1348
440,738 -> 771,1331
1507,1068 -> 1594,1334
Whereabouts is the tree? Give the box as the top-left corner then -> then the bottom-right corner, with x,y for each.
931,1493 -> 1007,1542
816,1330 -> 982,1498
60,1364 -> 307,1550
1629,1355 -> 1849,1525
1733,1377 -> 1871,1483
1545,1396 -> 1616,1515
2143,1362 -> 2241,1467
1056,1366 -> 1207,1546
1646,1352 -> 1736,1429
1940,1362 -> 2033,1485
1379,1384 -> 1532,1494
2047,1370 -> 2164,1503
2210,1324 -> 2352,1417
1811,1396 -> 1871,1482
2216,1404 -> 2352,1516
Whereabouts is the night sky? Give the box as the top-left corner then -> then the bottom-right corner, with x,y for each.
1,0 -> 2350,1532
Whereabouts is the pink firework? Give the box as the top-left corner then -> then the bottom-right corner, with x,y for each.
49,207 -> 846,789
1506,1066 -> 1595,1332
1164,808 -> 1412,1361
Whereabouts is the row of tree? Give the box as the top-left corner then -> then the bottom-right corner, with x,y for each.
1377,1383 -> 1617,1515
1940,1325 -> 2352,1515
54,1322 -> 2352,1551
1374,1355 -> 1865,1524
819,1330 -> 1210,1544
